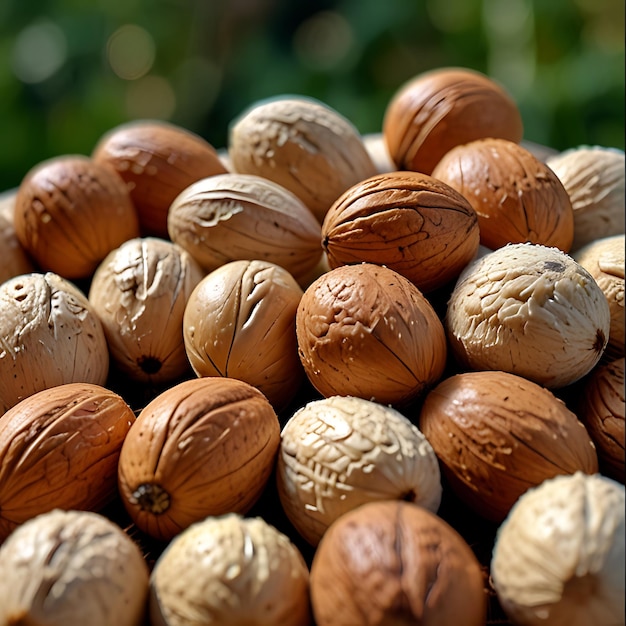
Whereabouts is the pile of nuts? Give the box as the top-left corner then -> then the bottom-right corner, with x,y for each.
0,65 -> 624,626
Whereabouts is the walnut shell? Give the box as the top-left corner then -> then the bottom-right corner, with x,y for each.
92,120 -> 227,238
296,263 -> 447,406
446,243 -> 611,388
309,500 -> 487,626
117,376 -> 281,541
13,155 -> 140,279
419,370 -> 599,522
0,190 -> 36,284
183,260 -> 304,412
88,237 -> 204,384
276,395 -> 442,546
167,172 -> 323,284
431,138 -> 574,252
150,513 -> 311,626
0,382 -> 136,540
491,472 -> 625,626
228,96 -> 378,223
321,170 -> 480,293
383,66 -> 523,174
0,272 -> 109,415
0,509 -> 149,626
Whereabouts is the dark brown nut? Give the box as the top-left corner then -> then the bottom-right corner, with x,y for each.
419,370 -> 599,523
309,500 -> 487,626
296,263 -> 447,407
13,155 -> 140,280
321,170 -> 480,293
432,138 -> 574,252
92,120 -> 227,238
383,66 -> 523,175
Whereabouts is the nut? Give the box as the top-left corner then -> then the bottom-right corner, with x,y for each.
0,190 -> 35,284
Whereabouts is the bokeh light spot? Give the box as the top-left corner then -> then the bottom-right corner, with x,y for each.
11,20 -> 67,84
125,74 -> 176,119
107,24 -> 155,80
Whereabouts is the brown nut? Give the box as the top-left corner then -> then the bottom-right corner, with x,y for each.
92,120 -> 227,238
0,190 -> 36,284
419,370 -> 599,522
228,96 -> 378,223
309,500 -> 487,626
321,170 -> 480,293
183,260 -> 304,413
431,138 -> 574,252
383,66 -> 523,175
13,155 -> 140,280
296,263 -> 447,407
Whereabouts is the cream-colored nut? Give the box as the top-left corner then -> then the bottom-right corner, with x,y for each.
150,513 -> 311,626
277,395 -> 442,545
446,243 -> 611,388
491,472 -> 625,626
362,132 -> 396,173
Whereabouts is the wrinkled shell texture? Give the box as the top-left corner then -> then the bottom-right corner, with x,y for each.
0,509 -> 149,626
0,191 -> 36,284
296,263 -> 447,406
0,382 -> 136,540
573,234 -> 624,360
310,500 -> 487,626
228,96 -> 378,223
117,377 -> 281,541
491,472 -> 625,626
89,237 -> 205,384
167,172 -> 323,282
183,260 -> 304,412
13,155 -> 140,279
383,67 -> 523,175
150,513 -> 311,626
0,272 -> 109,415
277,395 -> 442,546
92,120 -> 227,237
546,146 -> 625,252
321,170 -> 480,293
431,138 -> 574,252
418,371 -> 599,522
446,243 -> 611,388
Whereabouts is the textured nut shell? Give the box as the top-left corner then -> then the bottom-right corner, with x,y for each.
546,146 -> 625,252
383,67 -> 523,175
0,190 -> 36,283
228,97 -> 378,223
446,243 -> 611,388
491,472 -> 625,626
150,513 -> 311,626
296,263 -> 447,406
13,155 -> 140,279
0,272 -> 109,414
578,358 -> 625,483
167,172 -> 323,283
432,138 -> 574,252
117,377 -> 281,541
89,237 -> 204,384
277,395 -> 442,546
0,382 -> 136,540
183,260 -> 304,412
419,371 -> 599,522
321,170 -> 480,293
0,509 -> 149,626
92,120 -> 227,237
573,234 -> 624,360
310,500 -> 487,626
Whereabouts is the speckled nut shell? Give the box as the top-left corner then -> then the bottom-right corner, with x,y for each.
276,395 -> 442,546
321,170 -> 480,293
419,370 -> 599,523
296,263 -> 447,407
431,138 -> 574,252
13,155 -> 140,280
183,259 -> 305,413
309,500 -> 487,626
446,243 -> 611,388
383,66 -> 523,175
228,96 -> 378,223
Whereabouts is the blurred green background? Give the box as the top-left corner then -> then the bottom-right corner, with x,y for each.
1,0 -> 624,191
